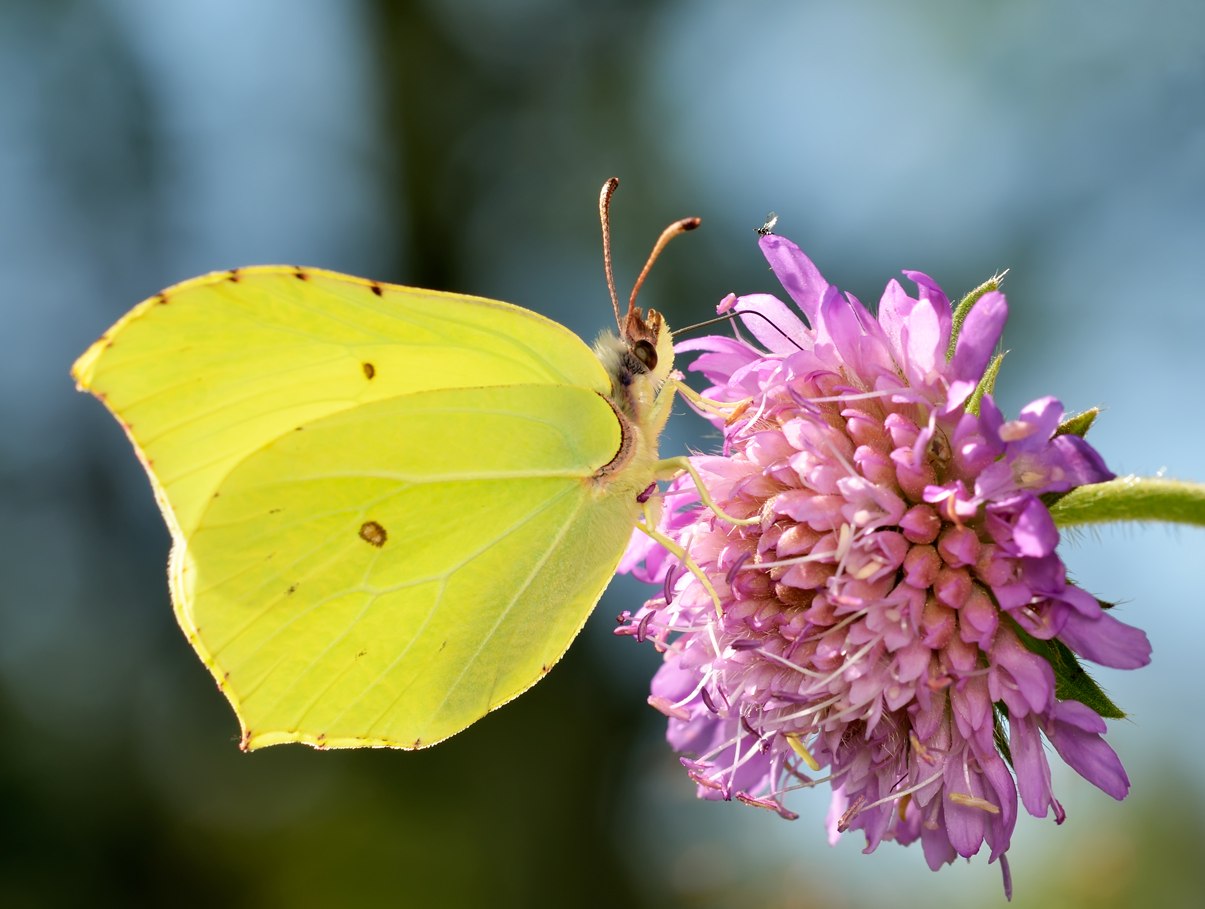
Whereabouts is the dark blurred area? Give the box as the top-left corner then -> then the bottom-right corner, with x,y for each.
3,1 -> 1204,907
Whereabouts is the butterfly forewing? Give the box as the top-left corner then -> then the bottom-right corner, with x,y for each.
72,268 -> 612,538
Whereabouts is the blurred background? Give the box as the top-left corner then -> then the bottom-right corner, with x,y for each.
3,1 -> 1203,906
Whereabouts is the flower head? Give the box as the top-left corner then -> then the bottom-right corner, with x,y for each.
619,234 -> 1150,888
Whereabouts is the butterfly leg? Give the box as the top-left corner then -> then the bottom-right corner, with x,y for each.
655,456 -> 760,527
634,506 -> 724,617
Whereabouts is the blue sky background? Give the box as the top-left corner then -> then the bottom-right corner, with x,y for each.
3,2 -> 1202,906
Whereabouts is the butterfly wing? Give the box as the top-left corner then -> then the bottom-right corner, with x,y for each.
178,383 -> 642,749
72,267 -> 611,539
73,268 -> 646,748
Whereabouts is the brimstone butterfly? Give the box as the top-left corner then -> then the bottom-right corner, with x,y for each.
71,179 -> 704,751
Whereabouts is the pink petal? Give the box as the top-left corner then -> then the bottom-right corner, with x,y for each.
758,234 -> 830,323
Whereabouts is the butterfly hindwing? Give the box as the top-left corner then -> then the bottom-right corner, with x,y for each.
177,383 -> 639,749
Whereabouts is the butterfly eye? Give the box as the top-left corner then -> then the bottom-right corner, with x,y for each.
632,339 -> 658,372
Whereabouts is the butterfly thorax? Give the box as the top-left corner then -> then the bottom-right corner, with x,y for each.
591,309 -> 675,491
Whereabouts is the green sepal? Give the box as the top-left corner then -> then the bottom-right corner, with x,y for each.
1010,619 -> 1126,719
966,351 -> 1005,417
1055,407 -> 1100,439
947,273 -> 1005,361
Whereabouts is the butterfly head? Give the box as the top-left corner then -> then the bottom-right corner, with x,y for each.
622,304 -> 673,381
596,177 -> 694,403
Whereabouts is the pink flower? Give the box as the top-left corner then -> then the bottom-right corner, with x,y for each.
619,234 -> 1150,892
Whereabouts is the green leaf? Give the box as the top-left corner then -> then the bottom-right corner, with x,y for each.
1011,620 -> 1126,719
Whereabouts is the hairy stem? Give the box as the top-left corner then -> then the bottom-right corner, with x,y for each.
1049,475 -> 1205,529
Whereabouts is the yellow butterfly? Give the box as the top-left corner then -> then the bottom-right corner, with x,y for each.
72,179 -> 725,751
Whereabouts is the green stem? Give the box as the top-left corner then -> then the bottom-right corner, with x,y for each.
1048,475 -> 1205,529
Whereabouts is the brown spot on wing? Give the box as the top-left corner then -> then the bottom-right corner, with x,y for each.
226,268 -> 241,283
359,520 -> 387,547
362,362 -> 376,379
369,281 -> 383,297
293,267 -> 309,281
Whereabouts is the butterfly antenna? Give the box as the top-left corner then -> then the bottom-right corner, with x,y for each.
628,215 -> 701,316
599,177 -> 624,331
674,307 -> 805,350
671,311 -> 742,337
